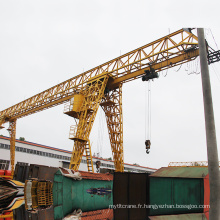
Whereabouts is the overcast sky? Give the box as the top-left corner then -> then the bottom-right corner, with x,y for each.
0,1 -> 220,169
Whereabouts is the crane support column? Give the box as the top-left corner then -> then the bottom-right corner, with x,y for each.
101,84 -> 124,172
7,119 -> 17,177
68,75 -> 109,171
197,28 -> 220,219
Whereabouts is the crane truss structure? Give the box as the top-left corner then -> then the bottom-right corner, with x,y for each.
100,85 -> 123,172
65,75 -> 109,172
0,29 -> 200,175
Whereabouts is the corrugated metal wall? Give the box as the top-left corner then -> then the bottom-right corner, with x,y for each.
150,177 -> 204,216
113,172 -> 150,220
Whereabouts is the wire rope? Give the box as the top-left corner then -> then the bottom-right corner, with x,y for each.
145,83 -> 147,141
147,81 -> 151,140
97,109 -> 104,157
174,63 -> 183,72
144,80 -> 152,154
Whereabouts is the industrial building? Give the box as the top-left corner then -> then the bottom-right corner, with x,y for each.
0,135 -> 156,173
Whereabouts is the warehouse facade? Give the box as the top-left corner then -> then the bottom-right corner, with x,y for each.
0,135 -> 156,173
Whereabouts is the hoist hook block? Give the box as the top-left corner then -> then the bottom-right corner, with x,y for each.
142,68 -> 159,81
145,140 -> 151,154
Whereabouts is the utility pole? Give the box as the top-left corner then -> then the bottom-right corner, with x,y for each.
197,28 -> 220,219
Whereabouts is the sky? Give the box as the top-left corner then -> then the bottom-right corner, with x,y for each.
0,0 -> 220,169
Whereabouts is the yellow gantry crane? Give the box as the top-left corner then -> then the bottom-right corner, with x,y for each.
0,29 -> 200,176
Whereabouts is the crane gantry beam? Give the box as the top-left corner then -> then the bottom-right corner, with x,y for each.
0,28 -> 200,174
0,29 -> 198,124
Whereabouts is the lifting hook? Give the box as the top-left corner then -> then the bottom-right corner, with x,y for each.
145,140 -> 151,154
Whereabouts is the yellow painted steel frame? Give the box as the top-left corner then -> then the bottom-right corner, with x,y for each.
0,29 -> 200,173
37,181 -> 53,207
84,140 -> 94,172
0,29 -> 198,122
7,120 -> 16,177
101,84 -> 124,172
69,75 -> 109,171
0,211 -> 13,219
0,117 -> 6,129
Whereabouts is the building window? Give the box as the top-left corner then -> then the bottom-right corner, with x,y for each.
0,141 -> 74,164
0,144 -> 10,150
81,159 -> 86,164
0,160 -> 10,170
17,162 -> 29,166
62,161 -> 70,169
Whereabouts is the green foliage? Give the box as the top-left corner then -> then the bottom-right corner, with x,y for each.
105,157 -> 112,161
133,163 -> 140,166
19,137 -> 25,141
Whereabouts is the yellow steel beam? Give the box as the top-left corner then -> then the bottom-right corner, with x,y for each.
0,212 -> 13,219
101,84 -> 124,172
69,75 -> 109,171
109,48 -> 199,88
85,141 -> 94,172
7,119 -> 17,177
0,116 -> 6,128
0,29 -> 198,124
0,29 -> 199,174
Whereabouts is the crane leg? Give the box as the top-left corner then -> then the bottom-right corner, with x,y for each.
69,75 -> 109,172
101,84 -> 124,172
7,119 -> 17,177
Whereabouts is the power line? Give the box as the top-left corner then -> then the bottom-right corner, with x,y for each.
209,29 -> 219,50
211,64 -> 220,83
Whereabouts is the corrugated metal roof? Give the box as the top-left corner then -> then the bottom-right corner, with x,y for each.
81,209 -> 113,220
149,213 -> 207,219
80,171 -> 113,181
150,167 -> 208,178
